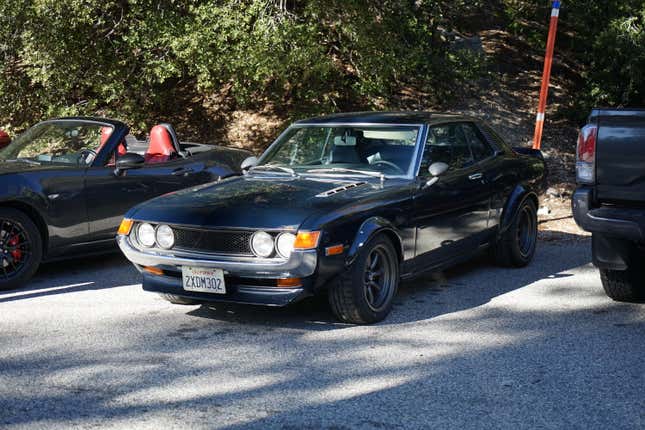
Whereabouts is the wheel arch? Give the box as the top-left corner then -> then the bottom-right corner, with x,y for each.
499,185 -> 539,236
346,216 -> 404,266
0,201 -> 49,253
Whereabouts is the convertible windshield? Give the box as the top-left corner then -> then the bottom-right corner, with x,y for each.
0,121 -> 112,166
260,125 -> 420,176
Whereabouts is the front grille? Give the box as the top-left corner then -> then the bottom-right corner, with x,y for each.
173,228 -> 255,256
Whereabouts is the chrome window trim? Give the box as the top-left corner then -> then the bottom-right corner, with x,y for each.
415,120 -> 503,177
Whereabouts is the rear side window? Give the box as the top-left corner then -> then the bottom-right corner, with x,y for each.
478,123 -> 510,153
461,123 -> 494,162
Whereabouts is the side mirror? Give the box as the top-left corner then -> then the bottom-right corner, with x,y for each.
114,152 -> 145,175
0,130 -> 11,149
241,156 -> 258,171
425,162 -> 449,187
428,162 -> 449,177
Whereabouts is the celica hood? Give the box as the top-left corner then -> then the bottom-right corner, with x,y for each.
127,174 -> 401,230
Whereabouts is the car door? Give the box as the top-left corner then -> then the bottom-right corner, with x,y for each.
412,122 -> 492,267
84,151 -> 207,243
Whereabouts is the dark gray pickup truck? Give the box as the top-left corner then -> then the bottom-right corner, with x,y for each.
573,108 -> 645,302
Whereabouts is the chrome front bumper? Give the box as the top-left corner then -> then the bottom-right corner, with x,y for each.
117,235 -> 318,278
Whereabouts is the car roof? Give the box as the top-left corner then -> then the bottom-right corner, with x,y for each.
294,111 -> 480,126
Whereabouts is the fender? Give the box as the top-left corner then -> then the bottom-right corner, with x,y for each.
499,185 -> 538,236
346,216 -> 404,266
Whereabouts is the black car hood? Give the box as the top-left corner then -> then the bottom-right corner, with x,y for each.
128,174 -> 406,230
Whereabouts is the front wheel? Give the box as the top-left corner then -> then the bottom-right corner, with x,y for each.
0,208 -> 43,291
600,267 -> 645,302
328,235 -> 399,324
493,198 -> 537,267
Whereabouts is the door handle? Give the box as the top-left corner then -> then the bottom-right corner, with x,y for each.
172,167 -> 194,176
468,173 -> 483,181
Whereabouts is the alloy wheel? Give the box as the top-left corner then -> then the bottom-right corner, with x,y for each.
363,245 -> 396,311
0,219 -> 31,280
517,205 -> 536,258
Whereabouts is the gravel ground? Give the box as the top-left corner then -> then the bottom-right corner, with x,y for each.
0,239 -> 643,430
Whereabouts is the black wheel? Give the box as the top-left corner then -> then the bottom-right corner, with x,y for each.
599,267 -> 645,302
493,198 -> 537,267
328,235 -> 399,324
0,208 -> 43,291
159,293 -> 200,305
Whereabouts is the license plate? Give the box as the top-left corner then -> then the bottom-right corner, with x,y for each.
182,266 -> 226,294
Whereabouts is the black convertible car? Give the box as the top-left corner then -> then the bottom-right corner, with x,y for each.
0,117 -> 250,290
118,112 -> 545,324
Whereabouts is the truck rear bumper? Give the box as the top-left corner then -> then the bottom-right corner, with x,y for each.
572,188 -> 645,242
573,188 -> 645,270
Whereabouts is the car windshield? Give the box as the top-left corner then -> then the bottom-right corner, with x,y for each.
258,125 -> 420,177
0,121 -> 112,166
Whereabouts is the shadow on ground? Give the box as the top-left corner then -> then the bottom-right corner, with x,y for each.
3,237 -> 642,429
0,253 -> 137,303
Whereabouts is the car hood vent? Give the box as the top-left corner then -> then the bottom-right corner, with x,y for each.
316,182 -> 367,198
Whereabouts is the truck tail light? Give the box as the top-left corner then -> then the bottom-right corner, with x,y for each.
576,124 -> 597,184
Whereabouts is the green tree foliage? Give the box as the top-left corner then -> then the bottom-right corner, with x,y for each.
0,0 -> 484,132
503,0 -> 645,110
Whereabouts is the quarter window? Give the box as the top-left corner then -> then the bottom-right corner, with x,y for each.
462,123 -> 494,162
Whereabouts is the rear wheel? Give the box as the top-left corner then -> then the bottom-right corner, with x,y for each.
328,235 -> 399,324
0,208 -> 43,291
159,293 -> 200,305
600,267 -> 645,302
493,198 -> 537,267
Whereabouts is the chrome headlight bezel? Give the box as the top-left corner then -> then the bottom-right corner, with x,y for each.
155,224 -> 175,249
250,231 -> 275,258
137,223 -> 156,248
275,232 -> 297,259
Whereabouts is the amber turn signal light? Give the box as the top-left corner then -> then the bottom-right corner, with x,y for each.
293,231 -> 321,249
325,244 -> 344,256
277,278 -> 302,288
117,218 -> 134,235
143,266 -> 164,276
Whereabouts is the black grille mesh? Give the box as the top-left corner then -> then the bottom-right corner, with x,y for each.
173,228 -> 255,256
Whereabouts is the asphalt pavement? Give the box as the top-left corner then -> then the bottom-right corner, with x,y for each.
0,238 -> 643,429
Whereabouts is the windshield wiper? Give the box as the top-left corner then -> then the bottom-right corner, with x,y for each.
306,167 -> 386,180
249,164 -> 298,177
6,158 -> 41,166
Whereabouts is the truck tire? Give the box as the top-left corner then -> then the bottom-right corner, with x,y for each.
160,293 -> 200,305
0,208 -> 43,291
599,267 -> 645,302
493,198 -> 537,267
328,234 -> 399,324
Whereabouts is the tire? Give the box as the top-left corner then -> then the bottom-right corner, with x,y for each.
159,293 -> 200,305
599,267 -> 645,302
493,198 -> 537,267
328,234 -> 399,324
0,208 -> 43,291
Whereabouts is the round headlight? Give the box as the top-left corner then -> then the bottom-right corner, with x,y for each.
276,233 -> 296,258
137,223 -> 156,247
156,225 -> 175,249
251,231 -> 274,258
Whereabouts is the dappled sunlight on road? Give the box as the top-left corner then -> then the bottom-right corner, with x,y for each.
1,240 -> 643,429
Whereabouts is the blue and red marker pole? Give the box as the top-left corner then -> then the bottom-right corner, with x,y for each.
532,1 -> 561,150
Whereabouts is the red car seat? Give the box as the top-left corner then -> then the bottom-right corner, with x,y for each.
144,125 -> 178,163
98,126 -> 127,156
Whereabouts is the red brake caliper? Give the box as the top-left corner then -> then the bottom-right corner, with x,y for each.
8,235 -> 22,261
